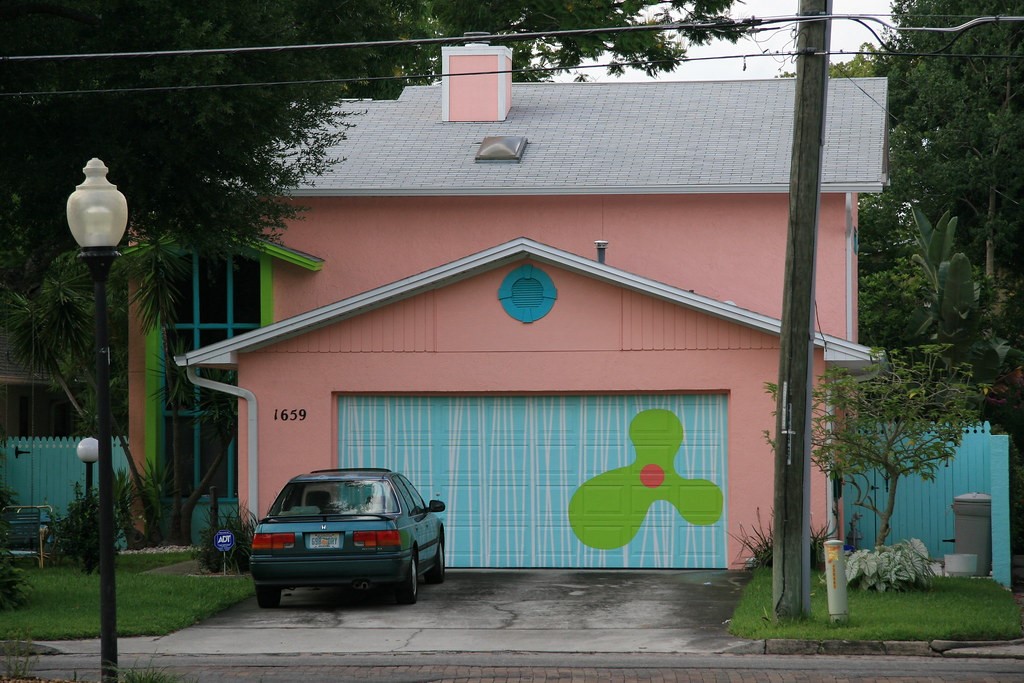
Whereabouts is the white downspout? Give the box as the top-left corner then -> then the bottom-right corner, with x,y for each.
825,394 -> 840,540
183,365 -> 260,518
845,192 -> 855,340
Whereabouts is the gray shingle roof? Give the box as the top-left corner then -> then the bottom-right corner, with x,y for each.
297,78 -> 888,196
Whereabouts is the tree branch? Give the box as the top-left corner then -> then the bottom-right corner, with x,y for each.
0,3 -> 101,24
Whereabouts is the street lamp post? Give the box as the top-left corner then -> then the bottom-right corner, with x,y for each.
76,436 -> 99,494
67,158 -> 127,683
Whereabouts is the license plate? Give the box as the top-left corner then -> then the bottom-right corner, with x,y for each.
307,532 -> 340,549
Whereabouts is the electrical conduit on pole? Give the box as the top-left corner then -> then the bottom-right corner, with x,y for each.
824,539 -> 848,623
181,364 -> 260,518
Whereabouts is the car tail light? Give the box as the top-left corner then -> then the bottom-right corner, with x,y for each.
252,532 -> 295,550
353,530 -> 401,548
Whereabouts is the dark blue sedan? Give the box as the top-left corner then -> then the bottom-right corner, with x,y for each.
250,468 -> 445,607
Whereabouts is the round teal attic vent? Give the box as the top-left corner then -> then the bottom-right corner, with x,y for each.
498,264 -> 557,323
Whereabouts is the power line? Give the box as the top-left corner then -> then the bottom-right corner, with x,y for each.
5,14 -> 1020,64
1,17 -> 755,63
3,14 -> 1022,99
0,52 -> 762,98
5,46 -> 1024,99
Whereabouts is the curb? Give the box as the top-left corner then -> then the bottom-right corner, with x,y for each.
759,638 -> 1024,659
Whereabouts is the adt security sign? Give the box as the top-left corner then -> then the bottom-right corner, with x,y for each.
214,529 -> 235,552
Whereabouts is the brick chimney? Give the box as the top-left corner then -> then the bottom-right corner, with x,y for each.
441,38 -> 513,122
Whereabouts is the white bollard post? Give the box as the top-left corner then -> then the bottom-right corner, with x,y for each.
824,540 -> 848,623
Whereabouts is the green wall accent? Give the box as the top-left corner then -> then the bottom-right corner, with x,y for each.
259,252 -> 274,326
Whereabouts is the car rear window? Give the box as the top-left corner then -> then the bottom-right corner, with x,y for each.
269,480 -> 398,516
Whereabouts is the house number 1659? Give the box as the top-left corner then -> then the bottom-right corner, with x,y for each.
274,408 -> 307,421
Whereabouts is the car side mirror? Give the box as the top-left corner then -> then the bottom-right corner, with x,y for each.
428,500 -> 446,513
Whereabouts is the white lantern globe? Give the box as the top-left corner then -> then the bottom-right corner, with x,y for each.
77,436 -> 99,464
66,158 -> 128,248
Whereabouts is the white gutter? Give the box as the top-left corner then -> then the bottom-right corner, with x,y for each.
182,364 -> 260,519
845,192 -> 855,340
290,183 -> 886,197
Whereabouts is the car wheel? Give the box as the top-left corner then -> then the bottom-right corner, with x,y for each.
395,554 -> 418,604
424,539 -> 445,584
256,586 -> 281,608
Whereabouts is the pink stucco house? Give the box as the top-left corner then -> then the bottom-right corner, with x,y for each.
146,44 -> 888,569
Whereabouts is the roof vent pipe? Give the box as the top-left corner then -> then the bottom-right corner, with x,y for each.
595,240 -> 609,264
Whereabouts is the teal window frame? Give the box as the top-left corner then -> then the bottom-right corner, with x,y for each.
159,252 -> 261,500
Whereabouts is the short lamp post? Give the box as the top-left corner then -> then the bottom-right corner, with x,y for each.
76,436 -> 99,494
67,158 -> 127,683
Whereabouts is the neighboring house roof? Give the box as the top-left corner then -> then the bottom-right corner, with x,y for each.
176,238 -> 872,370
295,78 -> 888,197
0,332 -> 48,385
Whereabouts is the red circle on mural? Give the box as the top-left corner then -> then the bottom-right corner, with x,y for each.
640,464 -> 665,488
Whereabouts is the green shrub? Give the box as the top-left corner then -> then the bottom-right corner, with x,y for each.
846,538 -> 935,592
0,473 -> 14,547
136,458 -> 169,546
1008,439 -> 1024,555
0,479 -> 14,512
0,555 -> 31,610
194,510 -> 256,574
53,479 -> 136,572
114,467 -> 151,549
53,484 -> 101,573
732,507 -> 831,569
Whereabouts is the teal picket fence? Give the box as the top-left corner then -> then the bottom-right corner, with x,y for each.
1,436 -> 238,545
842,423 -> 1011,586
1,436 -> 131,515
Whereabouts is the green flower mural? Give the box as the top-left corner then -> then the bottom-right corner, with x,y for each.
568,409 -> 724,550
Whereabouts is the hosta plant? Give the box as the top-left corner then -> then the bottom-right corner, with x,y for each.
845,538 -> 935,592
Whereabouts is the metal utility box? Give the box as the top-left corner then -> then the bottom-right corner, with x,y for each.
953,492 -> 992,576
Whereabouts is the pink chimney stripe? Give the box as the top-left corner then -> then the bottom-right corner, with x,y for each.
442,43 -> 513,122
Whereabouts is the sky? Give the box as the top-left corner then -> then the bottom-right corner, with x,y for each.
582,0 -> 893,81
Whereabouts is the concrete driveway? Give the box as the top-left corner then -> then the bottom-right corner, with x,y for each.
51,569 -> 756,657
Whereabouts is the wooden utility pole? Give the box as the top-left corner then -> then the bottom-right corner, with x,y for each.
772,0 -> 832,620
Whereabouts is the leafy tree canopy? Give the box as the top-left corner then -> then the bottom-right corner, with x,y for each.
1,1 -> 740,296
854,4 -> 1024,454
872,1 -> 1024,282
808,349 -> 978,547
430,1 -> 738,82
0,0 -> 427,293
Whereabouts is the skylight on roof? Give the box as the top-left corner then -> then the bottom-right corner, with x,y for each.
476,136 -> 527,162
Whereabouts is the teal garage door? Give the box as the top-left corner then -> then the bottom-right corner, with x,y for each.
337,395 -> 727,568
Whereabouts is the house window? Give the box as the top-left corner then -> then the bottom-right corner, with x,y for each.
498,264 -> 557,323
160,254 -> 261,499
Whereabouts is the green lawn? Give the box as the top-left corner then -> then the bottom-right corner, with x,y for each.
2,552 -> 254,641
729,568 -> 1021,642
